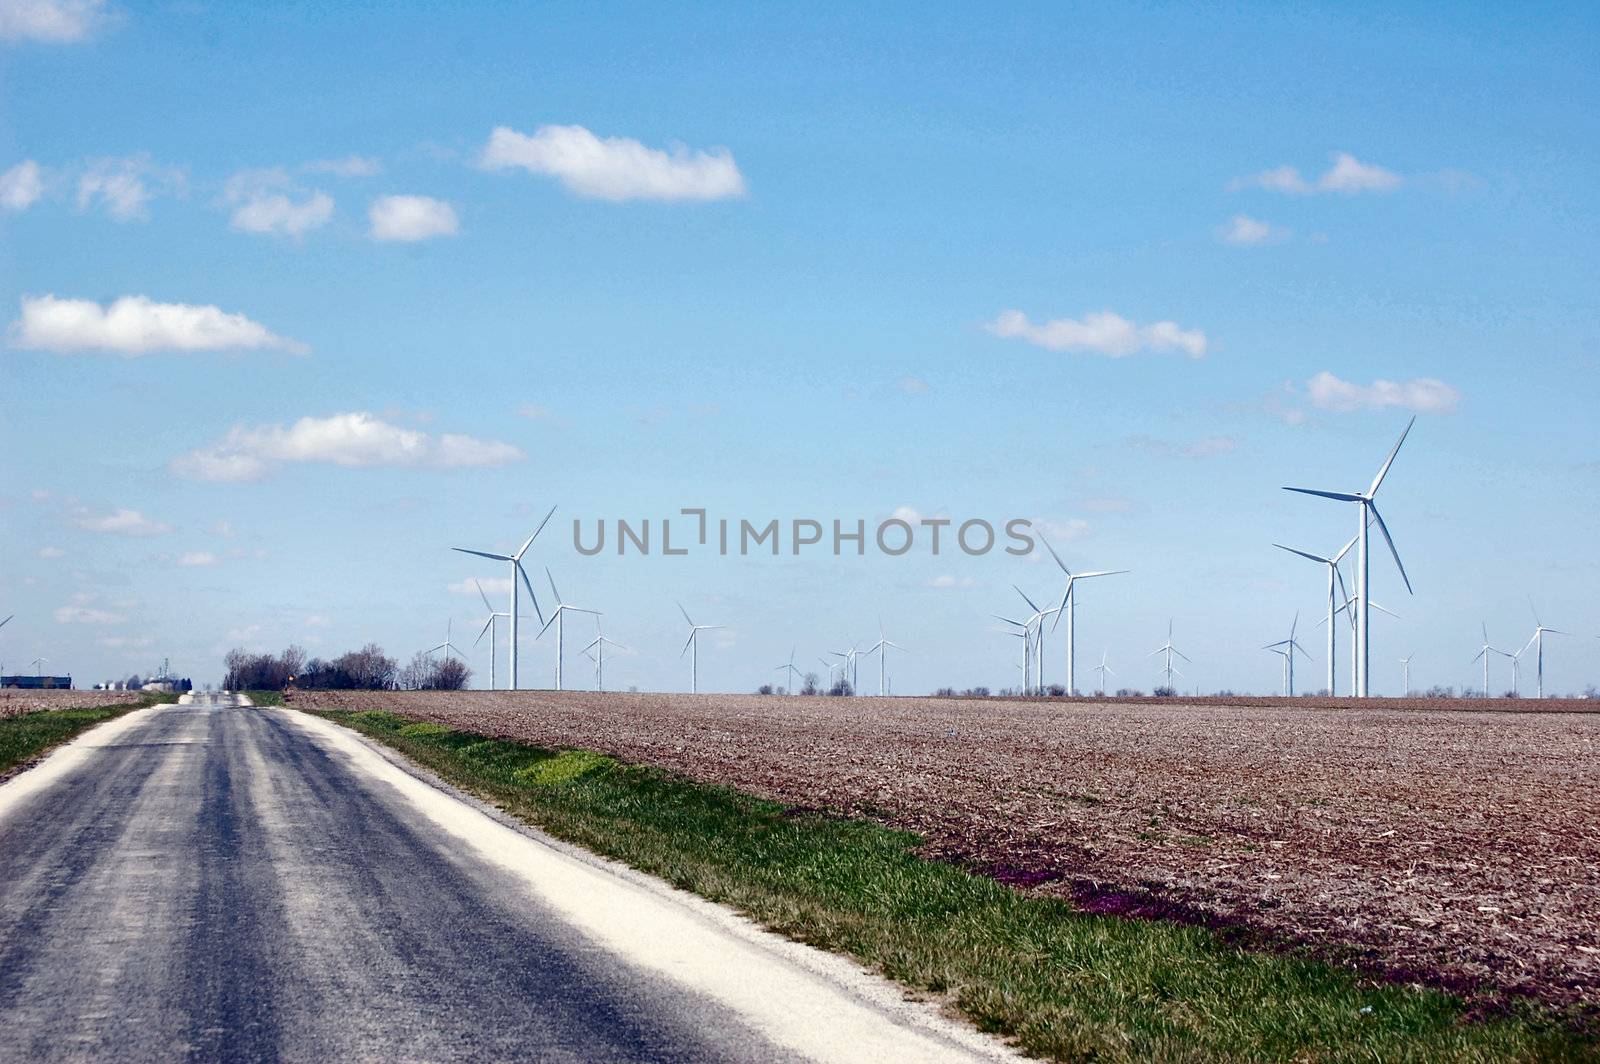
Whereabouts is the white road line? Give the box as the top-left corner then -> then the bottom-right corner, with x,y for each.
279,708 -> 1021,1064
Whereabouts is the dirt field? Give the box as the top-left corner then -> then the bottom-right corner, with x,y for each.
0,690 -> 155,720
296,690 -> 1600,1016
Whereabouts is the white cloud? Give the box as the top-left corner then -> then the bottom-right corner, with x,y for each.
1034,517 -> 1092,543
1219,214 -> 1286,246
1127,435 -> 1238,459
482,124 -> 746,202
1,160 -> 44,211
303,155 -> 382,177
37,545 -> 64,558
55,605 -> 123,624
0,0 -> 105,42
177,551 -> 218,567
224,168 -> 333,238
172,411 -> 524,481
304,613 -> 333,628
368,194 -> 458,241
1318,152 -> 1402,194
10,294 -> 307,355
897,375 -> 931,395
98,635 -> 154,650
889,505 -> 923,524
925,574 -> 977,589
987,309 -> 1207,358
76,155 -> 181,221
448,577 -> 513,597
1306,371 -> 1460,414
211,519 -> 234,538
74,508 -> 172,536
1231,152 -> 1402,196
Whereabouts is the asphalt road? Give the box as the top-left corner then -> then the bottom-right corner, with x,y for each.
0,697 -> 1008,1063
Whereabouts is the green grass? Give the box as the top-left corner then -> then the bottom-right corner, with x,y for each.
320,707 -> 1597,1063
0,693 -> 169,776
242,690 -> 285,706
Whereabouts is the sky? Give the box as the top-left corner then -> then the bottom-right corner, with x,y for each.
2,1 -> 1598,696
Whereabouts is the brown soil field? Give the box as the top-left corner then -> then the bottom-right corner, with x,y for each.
295,690 -> 1600,1016
0,690 -> 154,720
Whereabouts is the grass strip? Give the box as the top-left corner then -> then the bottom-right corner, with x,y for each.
0,693 -> 169,777
318,707 -> 1596,1063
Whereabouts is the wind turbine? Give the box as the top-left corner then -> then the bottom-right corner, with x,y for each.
1470,623 -> 1503,698
582,618 -> 627,693
678,602 -> 723,694
1521,601 -> 1568,699
31,657 -> 48,677
773,647 -> 803,694
1264,613 -> 1312,696
1274,536 -> 1357,695
819,656 -> 846,691
471,580 -> 509,690
1039,535 -> 1128,695
1093,650 -> 1115,697
1147,619 -> 1190,692
429,619 -> 463,662
1399,651 -> 1416,697
451,505 -> 555,690
1011,587 -> 1057,694
994,617 -> 1031,692
1283,417 -> 1415,697
537,569 -> 599,691
829,641 -> 863,694
861,619 -> 907,697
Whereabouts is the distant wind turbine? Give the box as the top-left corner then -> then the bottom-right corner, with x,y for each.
1264,613 -> 1312,696
1470,623 -> 1504,698
678,602 -> 723,694
773,647 -> 803,694
1521,601 -> 1567,699
537,569 -> 599,691
1399,651 -> 1416,697
1283,417 -> 1415,697
1274,536 -> 1357,695
1326,595 -> 1400,695
1010,587 -> 1057,694
1039,535 -> 1128,695
471,580 -> 509,690
451,505 -> 556,690
829,641 -> 863,694
31,657 -> 48,677
1093,649 -> 1115,697
861,619 -> 907,697
1148,619 -> 1190,692
429,619 -> 462,662
582,618 -> 627,693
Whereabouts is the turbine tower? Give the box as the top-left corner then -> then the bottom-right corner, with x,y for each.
994,617 -> 1031,693
471,580 -> 509,690
1147,619 -> 1190,692
1010,587 -> 1057,694
1039,535 -> 1127,695
1521,602 -> 1567,699
452,505 -> 555,691
31,657 -> 48,677
1274,536 -> 1356,695
678,602 -> 723,694
861,619 -> 907,697
1399,651 -> 1416,697
537,569 -> 599,691
1263,613 -> 1311,696
1283,417 -> 1415,697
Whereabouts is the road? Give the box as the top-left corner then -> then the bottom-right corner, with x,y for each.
0,696 -> 1011,1063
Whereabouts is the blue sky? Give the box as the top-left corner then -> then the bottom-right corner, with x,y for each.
2,1 -> 1597,695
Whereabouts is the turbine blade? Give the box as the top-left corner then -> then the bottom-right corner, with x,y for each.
680,631 -> 696,657
545,566 -> 561,602
1367,416 -> 1416,497
1037,533 -> 1070,575
453,547 -> 512,562
1283,487 -> 1362,502
535,612 -> 558,638
1332,534 -> 1359,564
475,579 -> 493,612
1073,569 -> 1129,580
677,601 -> 694,627
514,504 -> 559,560
1174,648 -> 1192,662
1367,503 -> 1413,594
1274,544 -> 1328,564
474,616 -> 494,645
518,562 -> 546,627
1012,584 -> 1042,613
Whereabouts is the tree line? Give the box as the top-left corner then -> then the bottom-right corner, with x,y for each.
223,644 -> 471,692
